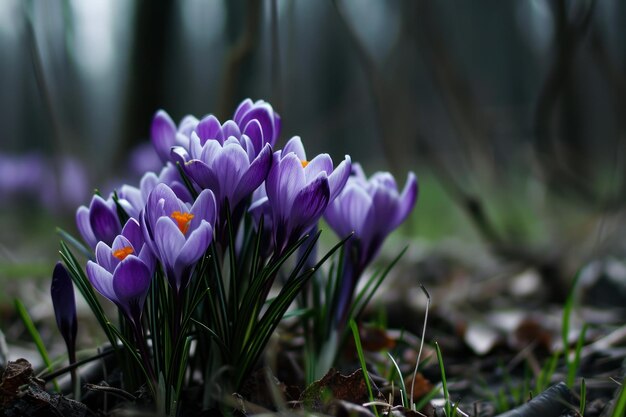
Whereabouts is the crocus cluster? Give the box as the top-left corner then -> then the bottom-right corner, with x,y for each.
59,98 -> 418,401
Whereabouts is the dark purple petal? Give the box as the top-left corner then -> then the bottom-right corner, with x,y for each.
76,206 -> 97,248
121,218 -> 143,251
184,160 -> 221,195
233,143 -> 272,205
196,115 -> 223,145
289,173 -> 330,238
242,119 -> 264,155
238,106 -> 274,147
51,262 -> 77,349
89,195 -> 120,246
86,261 -> 117,303
139,244 -> 156,274
151,110 -> 177,163
112,256 -> 152,313
233,98 -> 253,124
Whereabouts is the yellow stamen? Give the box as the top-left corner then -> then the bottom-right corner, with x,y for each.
301,160 -> 309,168
113,246 -> 134,261
171,211 -> 195,235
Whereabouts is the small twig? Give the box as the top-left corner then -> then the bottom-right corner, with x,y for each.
84,383 -> 137,402
39,347 -> 115,382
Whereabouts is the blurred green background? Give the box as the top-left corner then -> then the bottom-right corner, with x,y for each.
2,0 -> 626,331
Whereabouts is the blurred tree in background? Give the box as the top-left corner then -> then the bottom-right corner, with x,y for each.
2,0 -> 626,302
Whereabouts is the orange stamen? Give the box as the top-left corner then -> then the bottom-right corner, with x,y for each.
301,160 -> 309,168
113,246 -> 134,261
171,211 -> 195,234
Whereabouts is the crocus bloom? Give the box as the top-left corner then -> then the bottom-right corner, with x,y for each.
324,163 -> 418,324
76,194 -> 121,249
251,136 -> 351,254
172,127 -> 272,239
86,218 -> 155,324
141,183 -> 216,291
233,99 -> 281,156
51,262 -> 77,361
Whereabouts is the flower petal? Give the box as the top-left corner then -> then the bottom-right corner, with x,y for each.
266,153 -> 305,220
51,262 -> 77,344
95,241 -> 116,272
233,98 -> 253,124
221,120 -> 241,141
89,196 -> 120,246
233,143 -> 272,205
86,261 -> 117,303
177,114 -> 199,137
392,172 -> 418,229
327,155 -> 351,201
76,206 -> 97,248
305,154 -> 333,182
196,114 -> 223,145
184,160 -> 221,195
146,184 -> 180,226
213,143 -> 250,205
190,189 -> 217,230
238,105 -> 275,147
242,119 -> 264,155
112,256 -> 152,311
154,216 -> 185,272
121,218 -> 143,251
151,110 -> 177,163
176,220 -> 213,272
289,173 -> 330,238
282,136 -> 306,160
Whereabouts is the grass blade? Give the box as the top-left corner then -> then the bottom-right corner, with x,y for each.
350,319 -> 379,417
14,298 -> 60,392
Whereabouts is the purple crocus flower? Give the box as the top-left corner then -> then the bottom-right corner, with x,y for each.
151,110 -> 197,164
324,163 -> 418,325
86,218 -> 155,325
51,262 -> 77,362
251,136 -> 351,255
172,126 -> 272,241
76,194 -> 121,249
141,183 -> 216,291
233,99 -> 281,155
